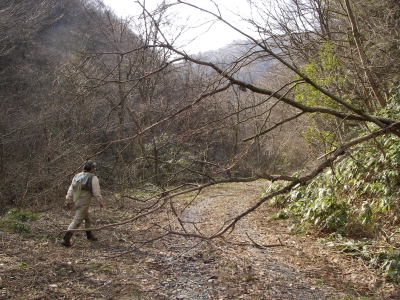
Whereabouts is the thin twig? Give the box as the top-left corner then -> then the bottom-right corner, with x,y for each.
245,232 -> 285,249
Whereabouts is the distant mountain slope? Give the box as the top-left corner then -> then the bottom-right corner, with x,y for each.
193,40 -> 276,83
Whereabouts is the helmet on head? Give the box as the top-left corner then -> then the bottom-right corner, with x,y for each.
84,160 -> 97,171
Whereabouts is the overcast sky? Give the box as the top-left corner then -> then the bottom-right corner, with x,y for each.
101,0 -> 252,53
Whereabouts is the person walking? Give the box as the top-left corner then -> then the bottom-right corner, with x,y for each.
61,160 -> 104,247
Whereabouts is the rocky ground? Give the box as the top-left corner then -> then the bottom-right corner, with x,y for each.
1,181 -> 400,299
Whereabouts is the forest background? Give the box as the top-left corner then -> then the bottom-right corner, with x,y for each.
1,0 -> 400,284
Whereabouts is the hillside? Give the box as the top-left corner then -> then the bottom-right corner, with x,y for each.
195,41 -> 276,83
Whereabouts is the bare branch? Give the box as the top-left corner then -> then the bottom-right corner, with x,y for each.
157,44 -> 398,127
174,1 -> 388,129
209,121 -> 400,238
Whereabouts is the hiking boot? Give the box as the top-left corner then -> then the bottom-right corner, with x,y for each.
61,232 -> 73,247
86,231 -> 98,241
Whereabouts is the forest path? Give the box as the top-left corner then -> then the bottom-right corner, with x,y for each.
1,181 -> 399,299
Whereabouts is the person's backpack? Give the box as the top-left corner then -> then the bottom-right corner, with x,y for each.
72,172 -> 94,202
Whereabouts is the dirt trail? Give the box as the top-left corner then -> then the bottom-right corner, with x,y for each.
1,181 -> 399,299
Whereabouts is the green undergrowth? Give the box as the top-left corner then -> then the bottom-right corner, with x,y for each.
266,87 -> 400,282
0,208 -> 39,233
267,131 -> 400,235
266,133 -> 400,282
